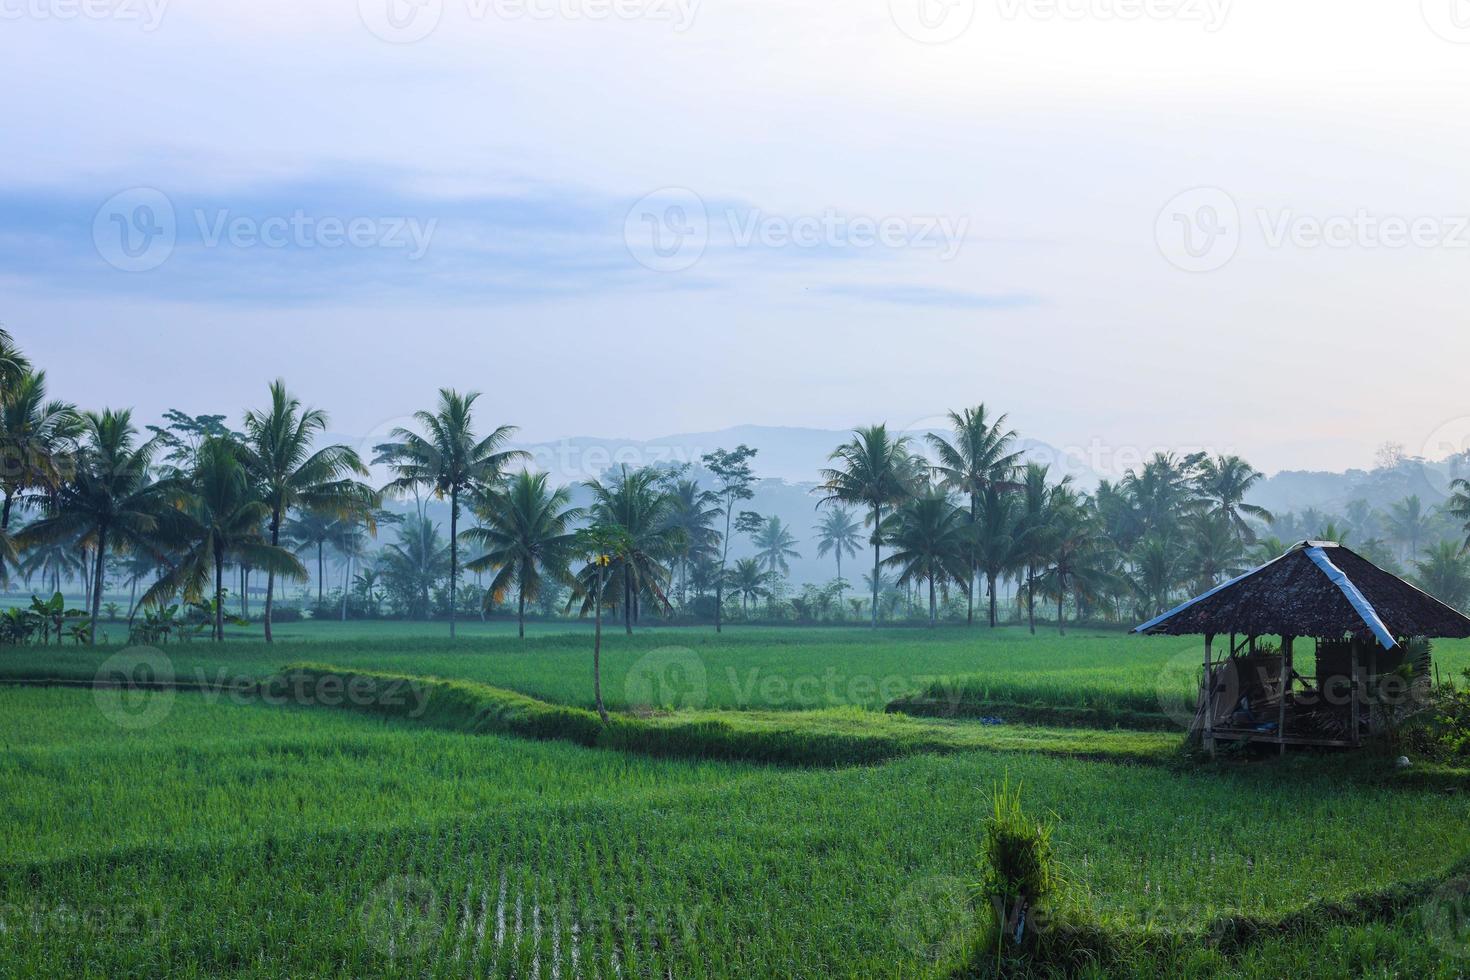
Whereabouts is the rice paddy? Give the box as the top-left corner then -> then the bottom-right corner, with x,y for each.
6,625 -> 1470,976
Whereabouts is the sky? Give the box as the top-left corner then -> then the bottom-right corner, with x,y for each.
4,0 -> 1470,476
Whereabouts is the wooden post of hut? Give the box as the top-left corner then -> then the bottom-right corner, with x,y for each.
1279,635 -> 1293,756
1203,633 -> 1215,758
1350,640 -> 1361,747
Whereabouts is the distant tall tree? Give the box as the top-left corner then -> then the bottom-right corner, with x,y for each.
144,437 -> 305,641
1195,454 -> 1273,544
0,369 -> 80,530
376,389 -> 527,639
571,524 -> 631,724
701,445 -> 758,633
1039,490 -> 1113,635
881,490 -> 969,626
1015,463 -> 1068,634
752,515 -> 801,577
1185,511 -> 1248,593
814,506 -> 863,595
20,410 -> 165,642
582,466 -> 674,634
241,380 -> 376,642
1129,533 -> 1183,619
974,485 -> 1020,627
380,517 -> 450,619
284,509 -> 338,604
728,557 -> 774,616
1387,495 -> 1431,562
817,425 -> 916,629
662,478 -> 721,606
463,471 -> 581,638
1413,541 -> 1470,611
926,405 -> 1023,625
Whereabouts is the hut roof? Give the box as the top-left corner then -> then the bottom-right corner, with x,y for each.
1132,541 -> 1470,648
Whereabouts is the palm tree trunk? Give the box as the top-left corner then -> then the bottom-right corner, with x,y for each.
1027,567 -> 1037,635
593,567 -> 609,723
928,575 -> 936,627
716,500 -> 732,634
871,502 -> 881,629
317,543 -> 324,604
214,551 -> 225,642
88,526 -> 107,644
968,493 -> 978,626
1057,588 -> 1066,636
623,567 -> 633,636
449,486 -> 459,639
988,572 -> 998,628
264,509 -> 281,644
518,589 -> 525,639
1,488 -> 12,530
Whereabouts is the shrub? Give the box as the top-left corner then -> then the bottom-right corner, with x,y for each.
974,778 -> 1063,971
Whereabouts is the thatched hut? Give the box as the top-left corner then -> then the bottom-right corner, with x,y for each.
1133,541 -> 1470,754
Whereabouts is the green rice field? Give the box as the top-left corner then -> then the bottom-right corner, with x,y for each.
6,624 -> 1470,976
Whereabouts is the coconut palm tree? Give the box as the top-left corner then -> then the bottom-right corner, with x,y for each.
1015,463 -> 1069,635
19,537 -> 85,596
1184,510 -> 1248,593
817,425 -> 917,629
974,484 -> 1020,627
241,380 -> 376,642
143,437 -> 306,641
463,471 -> 581,638
926,405 -> 1023,624
1129,533 -> 1183,619
581,466 -> 674,634
1387,495 -> 1432,563
19,410 -> 166,642
881,490 -> 969,626
570,523 -> 632,723
814,506 -> 863,596
380,517 -> 450,619
283,509 -> 339,604
376,389 -> 527,638
752,515 -> 801,577
1038,491 -> 1114,635
1194,454 -> 1273,544
0,369 -> 80,530
1412,541 -> 1470,611
662,478 -> 721,607
727,557 -> 773,616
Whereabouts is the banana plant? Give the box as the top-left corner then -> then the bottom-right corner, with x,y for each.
29,592 -> 87,646
0,607 -> 39,645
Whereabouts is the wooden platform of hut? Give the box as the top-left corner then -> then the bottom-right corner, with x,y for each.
1133,541 -> 1470,755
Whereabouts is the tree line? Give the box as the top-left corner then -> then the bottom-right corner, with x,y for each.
7,326 -> 1470,643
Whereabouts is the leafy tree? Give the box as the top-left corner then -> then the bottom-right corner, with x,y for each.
1195,454 -> 1272,544
727,557 -> 774,615
1387,495 -> 1432,562
817,425 -> 916,629
241,380 -> 376,642
20,410 -> 166,642
814,506 -> 863,596
700,445 -> 757,633
974,485 -> 1020,627
881,490 -> 969,626
581,466 -> 674,634
0,369 -> 80,529
662,477 -> 721,607
143,437 -> 305,640
926,405 -> 1022,625
752,515 -> 801,577
376,389 -> 527,638
1184,510 -> 1248,593
1015,463 -> 1068,634
380,517 -> 450,619
1413,541 -> 1470,610
284,509 -> 339,603
463,471 -> 581,638
1039,490 -> 1115,634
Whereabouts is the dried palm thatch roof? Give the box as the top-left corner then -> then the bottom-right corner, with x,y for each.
1133,541 -> 1470,648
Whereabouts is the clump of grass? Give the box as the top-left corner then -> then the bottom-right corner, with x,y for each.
974,777 -> 1063,972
